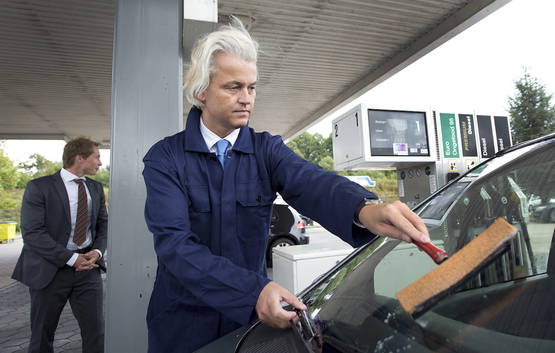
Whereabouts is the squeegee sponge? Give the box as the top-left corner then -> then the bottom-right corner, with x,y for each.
396,217 -> 517,317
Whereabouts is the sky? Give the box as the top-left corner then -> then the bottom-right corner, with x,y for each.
2,0 -> 554,166
307,0 -> 555,135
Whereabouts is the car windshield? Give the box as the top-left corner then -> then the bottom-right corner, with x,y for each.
301,138 -> 555,353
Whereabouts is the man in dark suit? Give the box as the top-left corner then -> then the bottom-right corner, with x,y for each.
12,137 -> 108,353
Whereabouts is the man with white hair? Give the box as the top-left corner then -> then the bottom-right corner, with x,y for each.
143,18 -> 430,353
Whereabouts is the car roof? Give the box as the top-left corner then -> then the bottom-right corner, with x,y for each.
496,132 -> 555,157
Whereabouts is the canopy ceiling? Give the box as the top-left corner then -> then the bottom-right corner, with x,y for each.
0,0 -> 510,145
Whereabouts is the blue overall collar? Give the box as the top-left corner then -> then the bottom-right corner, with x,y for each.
184,106 -> 254,154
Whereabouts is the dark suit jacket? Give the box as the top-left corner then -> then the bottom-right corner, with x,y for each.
12,171 -> 108,289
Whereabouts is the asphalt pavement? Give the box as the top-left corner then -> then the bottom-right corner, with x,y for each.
0,236 -> 88,353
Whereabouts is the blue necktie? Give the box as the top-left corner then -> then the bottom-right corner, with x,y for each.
215,139 -> 230,167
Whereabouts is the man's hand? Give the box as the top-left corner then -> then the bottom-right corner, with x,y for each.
358,200 -> 430,243
73,253 -> 99,271
84,250 -> 100,263
255,282 -> 307,328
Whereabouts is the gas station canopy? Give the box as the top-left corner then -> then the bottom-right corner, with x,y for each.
0,0 -> 510,146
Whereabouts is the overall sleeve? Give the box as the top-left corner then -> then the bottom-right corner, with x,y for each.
265,135 -> 377,247
20,180 -> 74,267
143,142 -> 270,326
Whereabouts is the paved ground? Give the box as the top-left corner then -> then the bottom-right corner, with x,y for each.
0,237 -> 22,289
0,226 -> 341,353
0,236 -> 95,353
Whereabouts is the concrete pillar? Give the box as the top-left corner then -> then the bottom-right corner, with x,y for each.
106,0 -> 182,351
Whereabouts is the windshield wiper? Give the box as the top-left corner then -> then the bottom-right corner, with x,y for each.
293,307 -> 322,353
298,309 -> 317,341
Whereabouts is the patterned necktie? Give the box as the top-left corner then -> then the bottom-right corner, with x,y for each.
73,179 -> 88,246
215,139 -> 231,167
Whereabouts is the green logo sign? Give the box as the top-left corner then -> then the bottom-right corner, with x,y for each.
440,113 -> 459,158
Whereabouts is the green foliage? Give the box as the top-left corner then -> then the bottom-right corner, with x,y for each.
0,189 -> 23,223
338,169 -> 398,202
16,173 -> 31,189
90,165 -> 110,188
508,70 -> 555,144
19,153 -> 63,178
318,156 -> 334,172
287,133 -> 398,201
0,147 -> 26,225
0,148 -> 21,190
287,133 -> 333,170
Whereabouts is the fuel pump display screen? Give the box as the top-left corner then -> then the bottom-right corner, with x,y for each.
368,109 -> 430,156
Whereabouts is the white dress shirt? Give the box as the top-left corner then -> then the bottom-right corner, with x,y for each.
60,168 -> 102,266
199,116 -> 240,152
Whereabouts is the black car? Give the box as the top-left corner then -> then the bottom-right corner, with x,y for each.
197,133 -> 555,353
267,198 -> 309,267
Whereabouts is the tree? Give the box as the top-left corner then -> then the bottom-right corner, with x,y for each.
0,145 -> 25,222
286,132 -> 399,201
318,156 -> 334,172
286,132 -> 333,170
19,153 -> 63,178
0,147 -> 20,190
337,169 -> 398,202
90,165 -> 110,188
508,70 -> 555,144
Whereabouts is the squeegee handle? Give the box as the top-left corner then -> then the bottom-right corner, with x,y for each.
414,241 -> 449,264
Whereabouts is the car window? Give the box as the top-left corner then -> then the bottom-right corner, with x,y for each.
420,142 -> 555,281
299,139 -> 555,353
418,181 -> 470,221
